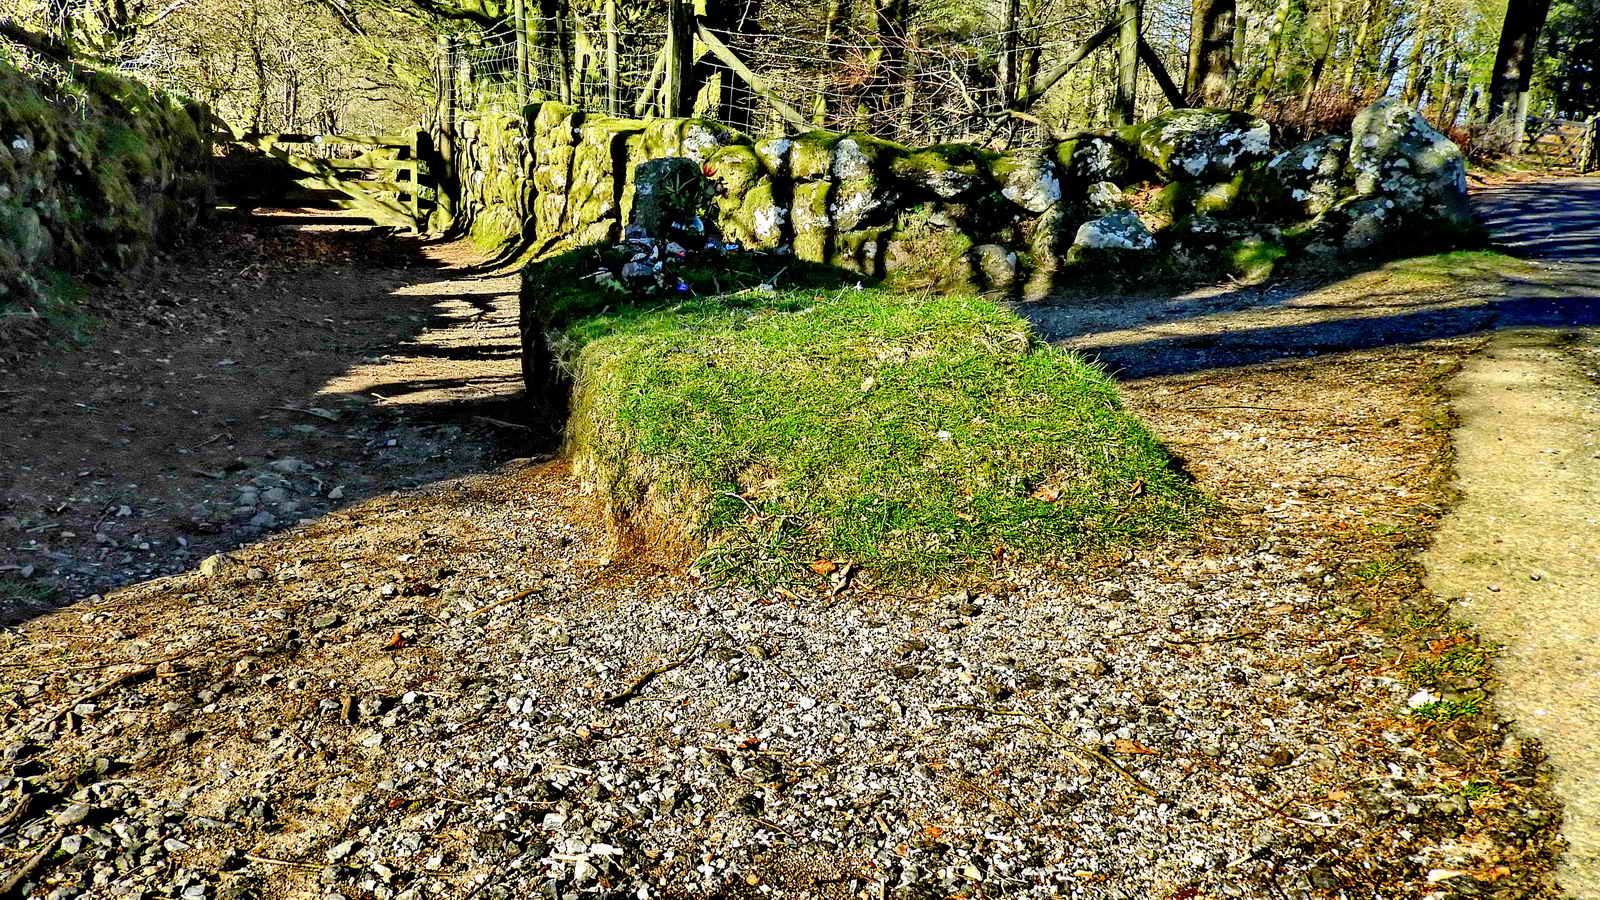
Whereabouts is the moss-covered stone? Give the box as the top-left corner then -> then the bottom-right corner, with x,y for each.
734,180 -> 787,249
791,181 -> 833,261
566,116 -> 645,239
638,117 -> 750,163
1227,237 -> 1287,283
1,58 -> 209,354
1193,172 -> 1248,216
1052,132 -> 1134,184
1148,181 -> 1194,219
1124,108 -> 1272,182
704,144 -> 763,202
883,205 -> 978,293
890,144 -> 996,200
789,131 -> 844,181
829,175 -> 894,232
830,226 -> 891,276
532,102 -> 583,240
754,136 -> 794,177
972,243 -> 1019,295
989,151 -> 1062,213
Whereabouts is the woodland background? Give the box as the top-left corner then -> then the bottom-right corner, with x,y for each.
0,0 -> 1595,149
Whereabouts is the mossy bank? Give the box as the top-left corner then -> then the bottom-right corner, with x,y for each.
1,52 -> 212,358
522,246 -> 1199,584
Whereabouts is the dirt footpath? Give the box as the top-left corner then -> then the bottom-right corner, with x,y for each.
1423,329 -> 1600,896
0,214 -> 528,623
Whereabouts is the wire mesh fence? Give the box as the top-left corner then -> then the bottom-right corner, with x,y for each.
445,10 -> 1144,148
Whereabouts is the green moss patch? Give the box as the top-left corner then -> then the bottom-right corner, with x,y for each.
523,248 -> 1198,584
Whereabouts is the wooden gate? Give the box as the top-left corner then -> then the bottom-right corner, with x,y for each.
1522,117 -> 1600,173
227,129 -> 435,232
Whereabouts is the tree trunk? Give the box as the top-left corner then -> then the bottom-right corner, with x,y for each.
1185,0 -> 1236,107
1401,9 -> 1434,104
1114,0 -> 1141,124
1487,0 -> 1555,138
1246,0 -> 1292,109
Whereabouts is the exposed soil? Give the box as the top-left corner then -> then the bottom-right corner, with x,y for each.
0,211 -> 529,616
1,187 -> 1594,899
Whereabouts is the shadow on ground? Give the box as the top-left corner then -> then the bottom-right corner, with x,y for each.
0,210 -> 545,626
1025,178 -> 1600,380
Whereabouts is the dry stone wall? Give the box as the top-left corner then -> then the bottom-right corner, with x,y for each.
1,59 -> 212,348
449,96 -> 1478,296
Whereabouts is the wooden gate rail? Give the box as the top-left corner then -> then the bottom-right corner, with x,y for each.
1523,116 -> 1592,172
223,129 -> 434,232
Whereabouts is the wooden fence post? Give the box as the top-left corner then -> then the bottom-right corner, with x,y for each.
605,0 -> 621,115
435,34 -> 459,230
513,0 -> 530,107
663,0 -> 694,116
1582,117 -> 1599,174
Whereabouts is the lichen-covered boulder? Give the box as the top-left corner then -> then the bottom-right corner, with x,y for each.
1069,210 -> 1157,262
890,144 -> 995,200
1259,134 -> 1349,218
1052,133 -> 1134,184
990,151 -> 1062,213
1125,108 -> 1272,182
1345,98 -> 1473,235
1294,195 -> 1403,253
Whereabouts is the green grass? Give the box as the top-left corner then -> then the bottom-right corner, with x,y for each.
0,577 -> 57,610
1,268 -> 94,348
1406,642 -> 1493,685
527,247 -> 1200,584
1410,697 -> 1484,722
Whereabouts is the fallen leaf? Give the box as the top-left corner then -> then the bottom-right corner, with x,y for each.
809,559 -> 838,576
1030,485 -> 1061,502
1111,738 -> 1159,756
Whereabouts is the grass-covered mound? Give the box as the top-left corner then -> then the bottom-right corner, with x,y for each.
522,246 -> 1197,583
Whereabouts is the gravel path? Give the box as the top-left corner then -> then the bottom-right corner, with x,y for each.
0,207 -> 1580,899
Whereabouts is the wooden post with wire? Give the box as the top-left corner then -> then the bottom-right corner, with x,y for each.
435,33 -> 459,230
663,0 -> 694,116
605,0 -> 621,114
513,0 -> 530,107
